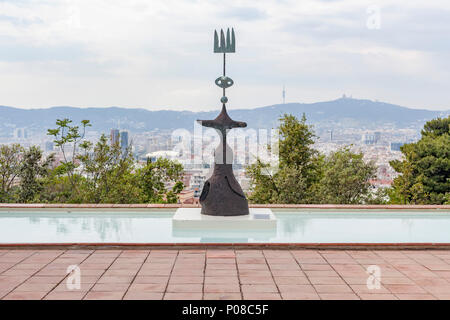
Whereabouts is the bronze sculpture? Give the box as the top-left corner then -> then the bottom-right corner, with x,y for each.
197,28 -> 250,216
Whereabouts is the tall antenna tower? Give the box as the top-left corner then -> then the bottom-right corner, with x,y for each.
282,85 -> 286,104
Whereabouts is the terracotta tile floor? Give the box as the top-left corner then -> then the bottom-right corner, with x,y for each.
1,249 -> 450,300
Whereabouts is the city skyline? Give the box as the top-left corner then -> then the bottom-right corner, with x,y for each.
0,1 -> 449,111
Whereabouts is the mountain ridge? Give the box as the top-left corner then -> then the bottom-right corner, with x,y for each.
0,98 -> 448,136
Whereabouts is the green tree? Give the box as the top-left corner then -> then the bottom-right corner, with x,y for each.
0,144 -> 24,202
18,146 -> 54,203
136,157 -> 184,203
389,116 -> 450,204
77,134 -> 142,203
47,118 -> 91,196
9,118 -> 187,204
317,147 -> 377,204
246,114 -> 323,204
44,122 -> 185,204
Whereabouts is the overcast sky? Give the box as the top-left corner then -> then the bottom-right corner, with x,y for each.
0,0 -> 449,111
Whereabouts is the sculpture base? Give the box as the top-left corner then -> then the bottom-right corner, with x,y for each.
172,208 -> 276,230
199,163 -> 249,216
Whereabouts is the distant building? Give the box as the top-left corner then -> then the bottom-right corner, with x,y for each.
120,131 -> 129,153
190,174 -> 206,198
374,131 -> 381,142
390,142 -> 404,151
145,150 -> 179,162
14,128 -> 27,139
362,131 -> 381,145
110,129 -> 120,146
45,141 -> 54,152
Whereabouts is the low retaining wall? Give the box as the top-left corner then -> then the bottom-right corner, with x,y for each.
0,203 -> 449,209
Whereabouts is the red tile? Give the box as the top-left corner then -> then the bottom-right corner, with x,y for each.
123,292 -> 163,300
395,294 -> 437,300
241,284 -> 278,293
205,269 -> 237,277
309,277 -> 345,285
381,277 -> 414,285
25,276 -> 64,284
304,270 -> 339,277
134,276 -> 169,284
238,264 -> 269,270
268,264 -> 301,270
166,284 -> 203,293
141,263 -> 173,270
171,269 -> 204,276
238,270 -> 272,277
206,264 -> 237,270
44,291 -> 87,300
273,276 -> 310,285
204,276 -> 239,284
204,293 -> 241,300
14,283 -> 56,292
204,284 -> 240,293
433,293 -> 450,300
271,270 -> 304,277
128,283 -> 166,292
239,276 -> 275,285
52,282 -> 94,292
236,258 -> 266,264
384,284 -> 427,294
341,277 -> 369,285
358,293 -> 397,300
319,293 -> 359,300
169,276 -> 204,284
281,292 -> 319,300
164,293 -> 202,300
91,283 -> 130,292
206,250 -> 235,258
243,293 -> 281,300
84,291 -> 125,300
97,276 -> 134,284
138,269 -> 171,276
350,284 -> 390,294
102,269 -> 138,276
3,291 -> 47,300
314,285 -> 353,294
300,264 -> 333,271
278,285 -> 316,294
207,258 -> 236,264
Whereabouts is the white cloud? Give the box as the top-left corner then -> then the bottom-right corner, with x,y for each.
0,0 -> 449,110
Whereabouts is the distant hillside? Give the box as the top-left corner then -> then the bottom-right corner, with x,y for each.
0,98 -> 448,136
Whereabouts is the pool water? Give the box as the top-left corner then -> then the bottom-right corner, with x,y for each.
0,209 -> 449,244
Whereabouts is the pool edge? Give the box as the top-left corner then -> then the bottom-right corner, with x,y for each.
0,203 -> 449,210
2,242 -> 450,250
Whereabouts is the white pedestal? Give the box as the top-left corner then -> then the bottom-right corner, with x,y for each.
172,208 -> 277,240
172,208 -> 276,229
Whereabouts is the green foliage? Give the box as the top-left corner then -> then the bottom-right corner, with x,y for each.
316,147 -> 377,204
47,118 -> 91,195
389,116 -> 450,204
18,147 -> 54,203
0,118 -> 185,204
65,134 -> 142,203
246,114 -> 323,204
246,115 -> 378,204
0,144 -> 24,202
136,158 -> 184,203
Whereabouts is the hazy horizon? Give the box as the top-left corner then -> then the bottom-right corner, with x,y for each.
1,1 -> 449,111
1,95 -> 449,113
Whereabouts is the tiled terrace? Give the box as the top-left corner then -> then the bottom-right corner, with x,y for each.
1,249 -> 450,300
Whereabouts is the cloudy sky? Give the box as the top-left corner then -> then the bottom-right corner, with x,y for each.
0,0 -> 449,111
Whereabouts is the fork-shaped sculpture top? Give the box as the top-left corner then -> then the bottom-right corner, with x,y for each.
214,28 -> 235,53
